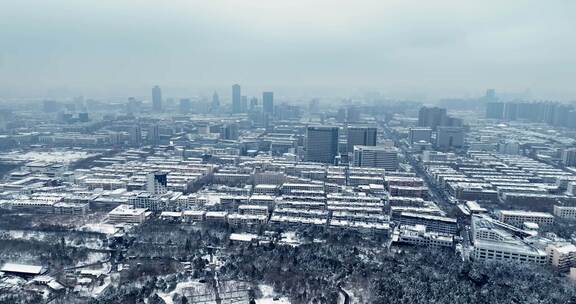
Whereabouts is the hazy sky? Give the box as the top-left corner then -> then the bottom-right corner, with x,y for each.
1,0 -> 575,100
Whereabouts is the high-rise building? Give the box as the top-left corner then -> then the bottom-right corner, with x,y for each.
148,124 -> 160,146
503,102 -> 519,121
78,112 -> 90,122
562,148 -> 576,167
152,85 -> 162,112
347,106 -> 361,123
347,126 -> 377,154
305,126 -> 339,164
179,98 -> 192,114
147,172 -> 167,195
418,107 -> 447,131
221,124 -> 239,140
130,125 -> 142,146
409,128 -> 432,144
436,127 -> 464,149
43,100 -> 60,113
336,108 -> 346,123
486,102 -> 504,119
232,84 -> 241,113
309,99 -> 320,114
263,92 -> 274,114
249,97 -> 258,111
485,89 -> 497,101
352,146 -> 399,171
241,96 -> 248,113
211,92 -> 220,113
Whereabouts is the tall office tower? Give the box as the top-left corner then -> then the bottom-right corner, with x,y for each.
409,127 -> 432,144
418,107 -> 447,130
263,91 -> 274,114
561,149 -> 576,167
130,125 -> 142,146
126,97 -> 140,114
347,126 -> 377,154
352,146 -> 399,171
436,127 -> 464,149
336,108 -> 346,123
148,124 -> 160,146
74,96 -> 87,112
305,126 -> 339,164
220,124 -> 239,140
309,99 -> 320,114
503,102 -> 519,121
347,106 -> 361,123
552,104 -> 572,127
147,172 -> 168,195
211,92 -> 220,113
249,97 -> 258,111
78,112 -> 90,122
43,100 -> 60,113
241,96 -> 248,113
485,89 -> 497,101
232,84 -> 242,113
152,85 -> 162,112
486,102 -> 505,119
179,98 -> 192,114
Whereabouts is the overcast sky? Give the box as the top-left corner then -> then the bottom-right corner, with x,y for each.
1,0 -> 575,100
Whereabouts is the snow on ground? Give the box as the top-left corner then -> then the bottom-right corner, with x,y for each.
157,280 -> 210,304
3,230 -> 48,241
79,223 -> 118,235
1,230 -> 104,249
1,151 -> 96,163
279,231 -> 301,246
76,252 -> 108,267
256,284 -> 291,304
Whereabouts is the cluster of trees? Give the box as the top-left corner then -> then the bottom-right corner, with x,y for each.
220,243 -> 576,304
0,292 -> 42,304
127,220 -> 227,259
0,235 -> 90,267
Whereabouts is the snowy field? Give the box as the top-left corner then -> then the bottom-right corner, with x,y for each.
0,150 -> 96,163
256,284 -> 291,304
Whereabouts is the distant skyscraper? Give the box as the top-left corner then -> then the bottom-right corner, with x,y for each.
263,92 -> 274,115
78,112 -> 90,122
305,126 -> 339,164
353,146 -> 399,171
486,102 -> 505,119
347,106 -> 361,123
241,96 -> 248,113
221,124 -> 239,140
211,92 -> 220,113
436,127 -> 464,149
418,107 -> 447,131
152,85 -> 162,112
179,98 -> 192,114
309,99 -> 320,114
503,102 -> 519,121
43,100 -> 60,113
232,84 -> 241,113
409,128 -> 432,144
130,125 -> 142,146
347,126 -> 377,154
485,89 -> 497,101
249,97 -> 258,111
148,124 -> 160,146
336,108 -> 346,123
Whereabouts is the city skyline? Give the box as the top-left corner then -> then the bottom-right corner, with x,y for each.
1,0 -> 575,100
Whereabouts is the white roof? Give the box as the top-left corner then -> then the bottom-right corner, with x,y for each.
0,263 -> 43,274
229,233 -> 258,242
